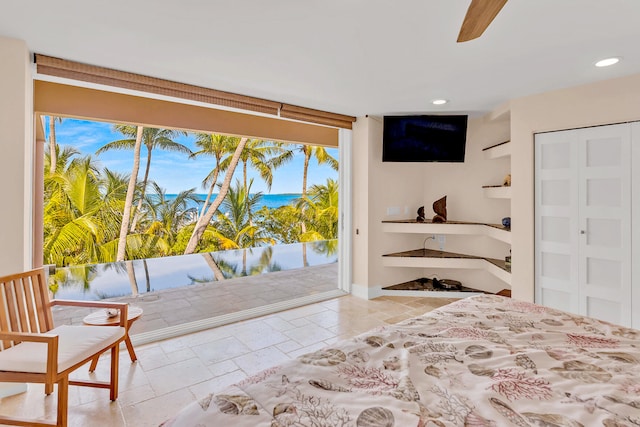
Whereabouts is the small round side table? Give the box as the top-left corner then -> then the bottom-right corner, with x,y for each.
83,306 -> 143,372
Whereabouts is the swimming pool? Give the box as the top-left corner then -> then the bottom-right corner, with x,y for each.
49,240 -> 338,301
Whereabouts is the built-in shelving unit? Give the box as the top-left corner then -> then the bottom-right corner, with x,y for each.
382,277 -> 487,299
381,221 -> 512,286
482,141 -> 512,198
382,220 -> 511,244
482,185 -> 512,199
380,137 -> 513,297
482,140 -> 511,159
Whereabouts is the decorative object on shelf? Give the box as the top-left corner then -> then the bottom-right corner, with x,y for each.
416,206 -> 425,222
505,250 -> 511,272
502,216 -> 511,229
432,196 -> 447,223
433,277 -> 462,290
382,277 -> 479,293
503,174 -> 511,187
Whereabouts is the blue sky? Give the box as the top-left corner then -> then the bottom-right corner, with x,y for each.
49,118 -> 339,194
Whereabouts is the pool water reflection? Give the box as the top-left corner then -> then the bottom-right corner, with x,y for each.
50,240 -> 338,301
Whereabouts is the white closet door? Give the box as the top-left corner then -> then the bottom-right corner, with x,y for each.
577,124 -> 631,326
535,130 -> 580,314
535,123 -> 632,327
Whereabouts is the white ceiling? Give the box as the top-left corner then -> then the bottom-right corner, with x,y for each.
2,0 -> 640,117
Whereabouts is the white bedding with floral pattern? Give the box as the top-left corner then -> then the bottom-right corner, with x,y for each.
161,295 -> 640,426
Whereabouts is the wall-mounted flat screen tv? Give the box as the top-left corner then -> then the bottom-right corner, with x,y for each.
382,115 -> 468,162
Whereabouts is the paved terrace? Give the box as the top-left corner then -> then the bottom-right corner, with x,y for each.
53,263 -> 339,339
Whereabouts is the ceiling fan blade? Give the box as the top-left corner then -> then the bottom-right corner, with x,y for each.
457,0 -> 508,43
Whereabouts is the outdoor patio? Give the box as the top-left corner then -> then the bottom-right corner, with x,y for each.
52,263 -> 340,343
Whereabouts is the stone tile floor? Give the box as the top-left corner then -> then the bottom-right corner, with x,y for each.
0,294 -> 457,426
53,263 -> 339,335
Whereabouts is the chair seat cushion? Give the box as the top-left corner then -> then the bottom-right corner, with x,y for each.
0,325 -> 125,374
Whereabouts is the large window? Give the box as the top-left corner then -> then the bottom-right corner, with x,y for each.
38,106 -> 349,340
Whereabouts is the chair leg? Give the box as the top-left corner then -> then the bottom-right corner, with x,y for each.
89,354 -> 100,372
57,376 -> 69,427
45,381 -> 54,395
124,336 -> 138,362
109,344 -> 119,401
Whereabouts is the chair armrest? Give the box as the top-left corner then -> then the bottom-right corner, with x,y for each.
0,331 -> 59,375
0,330 -> 57,344
51,300 -> 129,328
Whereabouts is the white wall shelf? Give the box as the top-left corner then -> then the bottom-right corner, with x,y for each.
380,288 -> 485,298
482,141 -> 511,159
483,185 -> 512,199
382,248 -> 512,285
382,220 -> 511,244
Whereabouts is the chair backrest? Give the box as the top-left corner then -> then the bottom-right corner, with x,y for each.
0,269 -> 55,350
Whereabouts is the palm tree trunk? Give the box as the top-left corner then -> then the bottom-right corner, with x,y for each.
125,260 -> 139,297
242,249 -> 247,276
202,252 -> 225,281
302,148 -> 311,197
302,242 -> 309,267
243,160 -> 248,191
143,259 -> 151,292
130,147 -> 152,232
117,126 -> 143,262
49,117 -> 57,173
184,137 -> 248,254
199,168 -> 220,220
300,148 -> 312,234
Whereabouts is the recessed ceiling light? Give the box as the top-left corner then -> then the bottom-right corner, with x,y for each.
432,99 -> 448,105
595,57 -> 620,67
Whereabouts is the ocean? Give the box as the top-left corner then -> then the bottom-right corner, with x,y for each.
168,193 -> 302,213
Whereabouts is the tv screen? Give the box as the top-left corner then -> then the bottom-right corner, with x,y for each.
382,115 -> 468,162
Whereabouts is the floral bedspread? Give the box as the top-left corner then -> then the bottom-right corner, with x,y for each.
161,295 -> 640,426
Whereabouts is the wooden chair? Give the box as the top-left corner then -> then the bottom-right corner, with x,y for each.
0,268 -> 129,427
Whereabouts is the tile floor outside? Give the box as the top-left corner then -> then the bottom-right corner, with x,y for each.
52,263 -> 340,335
0,294 -> 457,427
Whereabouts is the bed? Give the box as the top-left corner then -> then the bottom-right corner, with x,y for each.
161,295 -> 640,426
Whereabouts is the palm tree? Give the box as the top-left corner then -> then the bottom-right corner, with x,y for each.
255,205 -> 302,244
44,142 -> 170,265
45,143 -> 78,175
96,125 -> 192,232
295,145 -> 338,234
210,179 -> 274,250
226,139 -> 293,191
299,145 -> 338,197
116,126 -> 143,261
190,133 -> 237,219
47,264 -> 99,297
184,137 -> 248,254
143,182 -> 200,247
296,178 -> 339,241
247,246 -> 282,275
47,116 -> 63,173
43,154 -> 115,266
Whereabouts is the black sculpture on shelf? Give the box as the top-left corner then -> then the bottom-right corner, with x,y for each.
432,196 -> 447,223
416,206 -> 425,222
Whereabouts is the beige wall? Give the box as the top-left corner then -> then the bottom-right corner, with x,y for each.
0,37 -> 32,275
6,32 -> 640,298
352,116 -> 425,295
511,72 -> 640,301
